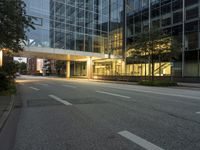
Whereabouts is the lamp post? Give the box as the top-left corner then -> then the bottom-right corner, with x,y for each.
0,50 -> 2,67
148,0 -> 151,80
123,0 -> 127,75
182,0 -> 185,77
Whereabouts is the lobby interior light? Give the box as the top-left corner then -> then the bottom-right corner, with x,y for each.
0,48 -> 11,67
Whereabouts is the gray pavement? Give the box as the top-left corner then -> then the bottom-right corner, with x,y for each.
6,76 -> 200,150
0,96 -> 11,118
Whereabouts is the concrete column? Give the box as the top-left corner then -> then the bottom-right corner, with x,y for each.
66,61 -> 70,78
112,61 -> 116,75
87,57 -> 93,79
122,60 -> 126,75
0,50 -> 2,67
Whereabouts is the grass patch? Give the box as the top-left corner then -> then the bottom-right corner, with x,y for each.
138,80 -> 178,87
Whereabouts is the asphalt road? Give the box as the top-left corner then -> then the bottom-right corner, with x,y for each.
6,76 -> 200,150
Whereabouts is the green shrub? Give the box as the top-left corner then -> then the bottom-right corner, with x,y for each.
0,70 -> 16,95
0,71 -> 10,91
138,80 -> 177,87
2,61 -> 18,78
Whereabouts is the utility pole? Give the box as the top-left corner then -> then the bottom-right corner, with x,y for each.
182,0 -> 185,77
198,50 -> 200,77
148,0 -> 151,79
123,0 -> 127,75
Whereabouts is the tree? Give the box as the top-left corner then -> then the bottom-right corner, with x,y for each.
131,29 -> 180,81
16,62 -> 27,74
2,61 -> 18,78
55,60 -> 66,75
0,0 -> 34,53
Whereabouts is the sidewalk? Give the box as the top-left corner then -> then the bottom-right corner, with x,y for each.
0,95 -> 15,132
178,82 -> 200,88
91,79 -> 200,89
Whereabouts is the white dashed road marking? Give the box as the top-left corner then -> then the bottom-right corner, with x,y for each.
96,91 -> 130,99
29,87 -> 40,91
118,131 -> 165,150
62,85 -> 76,88
49,95 -> 72,106
38,83 -> 49,86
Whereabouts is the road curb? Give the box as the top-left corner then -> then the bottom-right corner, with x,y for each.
0,95 -> 15,133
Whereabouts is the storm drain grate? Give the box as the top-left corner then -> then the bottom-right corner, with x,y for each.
27,99 -> 63,107
65,97 -> 106,105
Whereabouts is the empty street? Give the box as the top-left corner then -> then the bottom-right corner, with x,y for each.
1,76 -> 200,150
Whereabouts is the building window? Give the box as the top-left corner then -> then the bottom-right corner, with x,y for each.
151,7 -> 160,18
135,23 -> 141,34
28,16 -> 43,26
152,19 -> 160,28
134,13 -> 141,24
172,25 -> 182,35
173,11 -> 182,24
186,7 -> 199,20
186,32 -> 198,50
185,21 -> 198,32
142,9 -> 149,21
162,17 -> 171,27
185,0 -> 198,7
161,0 -> 171,5
142,0 -> 149,8
161,3 -> 171,15
172,0 -> 182,11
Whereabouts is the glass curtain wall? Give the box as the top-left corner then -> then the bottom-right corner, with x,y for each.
110,0 -> 124,56
126,0 -> 200,77
24,0 -> 109,54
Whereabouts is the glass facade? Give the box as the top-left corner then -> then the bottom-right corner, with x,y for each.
25,0 -> 109,54
110,0 -> 124,56
126,0 -> 200,77
25,0 -> 200,78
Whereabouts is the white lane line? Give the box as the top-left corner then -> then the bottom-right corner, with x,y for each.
196,112 -> 200,114
96,91 -> 130,99
49,95 -> 72,106
38,83 -> 48,86
29,86 -> 40,91
118,131 -> 165,150
135,90 -> 200,100
62,85 -> 76,88
65,82 -> 75,85
107,86 -> 200,100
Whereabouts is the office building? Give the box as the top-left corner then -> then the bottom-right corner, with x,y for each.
22,0 -> 200,79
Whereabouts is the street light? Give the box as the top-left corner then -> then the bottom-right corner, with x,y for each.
182,0 -> 185,78
0,50 -> 2,67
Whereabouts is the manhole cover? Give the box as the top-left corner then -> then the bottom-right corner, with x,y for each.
27,99 -> 63,107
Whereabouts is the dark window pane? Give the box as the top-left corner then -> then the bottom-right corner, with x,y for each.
161,3 -> 171,15
185,21 -> 198,32
172,0 -> 182,11
173,11 -> 182,24
186,7 -> 199,20
162,17 -> 171,27
185,0 -> 198,6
